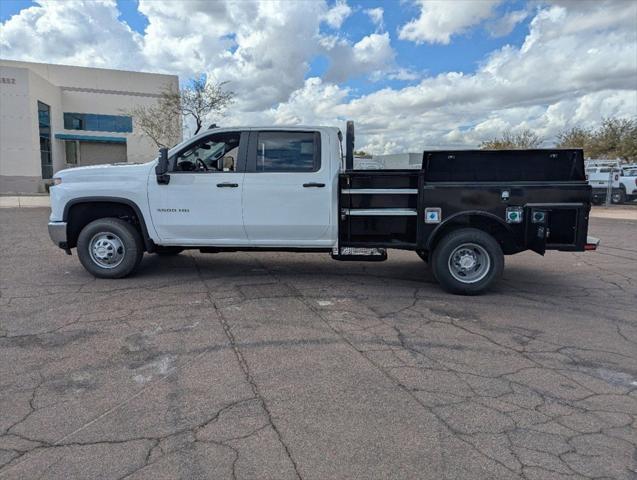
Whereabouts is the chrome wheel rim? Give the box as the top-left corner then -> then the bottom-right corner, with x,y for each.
89,232 -> 125,269
448,243 -> 491,284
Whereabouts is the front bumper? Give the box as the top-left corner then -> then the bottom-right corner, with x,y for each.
48,221 -> 68,248
591,189 -> 608,201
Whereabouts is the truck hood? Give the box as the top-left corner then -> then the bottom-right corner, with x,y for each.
55,161 -> 155,183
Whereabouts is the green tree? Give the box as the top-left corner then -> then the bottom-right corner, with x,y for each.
353,150 -> 372,158
556,126 -> 591,151
556,117 -> 637,162
480,129 -> 542,149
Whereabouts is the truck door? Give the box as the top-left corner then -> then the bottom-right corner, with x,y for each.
147,131 -> 249,245
242,130 -> 333,245
525,207 -> 549,255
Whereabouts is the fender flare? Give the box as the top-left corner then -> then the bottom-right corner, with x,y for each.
63,196 -> 155,251
426,210 -> 517,250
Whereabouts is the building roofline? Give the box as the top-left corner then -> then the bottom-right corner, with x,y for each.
0,58 -> 178,80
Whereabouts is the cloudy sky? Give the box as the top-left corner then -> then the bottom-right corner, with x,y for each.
1,0 -> 636,153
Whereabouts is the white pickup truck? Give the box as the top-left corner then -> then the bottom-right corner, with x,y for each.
49,123 -> 597,295
585,161 -> 637,204
620,165 -> 637,202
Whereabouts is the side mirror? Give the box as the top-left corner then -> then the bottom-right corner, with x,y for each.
156,147 -> 170,184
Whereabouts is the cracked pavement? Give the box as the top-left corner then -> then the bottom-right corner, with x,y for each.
1,208 -> 636,479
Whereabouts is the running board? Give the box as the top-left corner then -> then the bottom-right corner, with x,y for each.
331,247 -> 387,262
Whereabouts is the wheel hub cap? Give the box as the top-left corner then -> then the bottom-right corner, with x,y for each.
448,243 -> 491,284
458,253 -> 476,270
89,232 -> 125,269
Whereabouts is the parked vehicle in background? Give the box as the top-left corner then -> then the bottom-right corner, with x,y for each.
585,160 -> 622,204
619,165 -> 637,202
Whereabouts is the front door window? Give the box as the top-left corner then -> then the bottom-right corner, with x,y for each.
173,133 -> 240,173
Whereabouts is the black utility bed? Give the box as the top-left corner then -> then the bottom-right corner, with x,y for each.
338,149 -> 591,255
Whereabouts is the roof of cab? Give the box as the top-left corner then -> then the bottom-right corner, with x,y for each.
167,125 -> 340,157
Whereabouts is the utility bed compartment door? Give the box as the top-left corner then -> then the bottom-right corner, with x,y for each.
525,207 -> 549,255
338,171 -> 420,247
525,203 -> 588,254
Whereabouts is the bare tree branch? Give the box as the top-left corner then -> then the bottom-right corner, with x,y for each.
124,99 -> 182,149
480,129 -> 543,149
161,76 -> 234,136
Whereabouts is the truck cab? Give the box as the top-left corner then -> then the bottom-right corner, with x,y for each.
49,123 -> 597,295
147,127 -> 340,247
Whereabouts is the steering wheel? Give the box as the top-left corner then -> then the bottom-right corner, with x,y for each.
196,158 -> 209,171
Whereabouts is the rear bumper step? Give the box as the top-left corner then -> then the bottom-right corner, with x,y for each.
585,236 -> 600,251
331,247 -> 387,262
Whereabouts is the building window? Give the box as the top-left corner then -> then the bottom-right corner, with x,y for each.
65,141 -> 78,165
63,113 -> 133,133
38,101 -> 53,179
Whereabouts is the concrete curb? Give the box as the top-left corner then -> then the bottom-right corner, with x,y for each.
0,196 -> 50,208
590,207 -> 637,221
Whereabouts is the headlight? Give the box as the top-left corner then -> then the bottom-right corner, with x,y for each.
52,177 -> 62,186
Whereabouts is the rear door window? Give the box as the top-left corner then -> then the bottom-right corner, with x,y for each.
255,132 -> 320,172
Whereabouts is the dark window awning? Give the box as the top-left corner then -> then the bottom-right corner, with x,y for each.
54,133 -> 126,144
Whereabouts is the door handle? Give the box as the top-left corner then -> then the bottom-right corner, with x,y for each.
303,182 -> 325,188
217,182 -> 239,188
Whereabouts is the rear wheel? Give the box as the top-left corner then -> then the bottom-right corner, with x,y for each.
612,189 -> 626,204
432,228 -> 504,295
77,218 -> 143,278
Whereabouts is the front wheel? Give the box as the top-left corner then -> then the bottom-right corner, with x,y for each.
77,218 -> 144,278
431,228 -> 504,295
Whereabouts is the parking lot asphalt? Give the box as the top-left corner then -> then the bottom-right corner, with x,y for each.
1,208 -> 636,480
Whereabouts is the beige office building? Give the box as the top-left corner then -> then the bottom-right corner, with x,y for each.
0,60 -> 180,193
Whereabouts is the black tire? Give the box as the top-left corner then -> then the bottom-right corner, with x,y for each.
431,228 -> 504,295
416,250 -> 428,263
154,246 -> 184,256
77,218 -> 144,279
612,189 -> 626,204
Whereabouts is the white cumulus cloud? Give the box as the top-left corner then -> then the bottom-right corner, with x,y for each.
365,7 -> 384,30
322,0 -> 352,29
399,0 -> 503,44
1,0 -> 635,154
